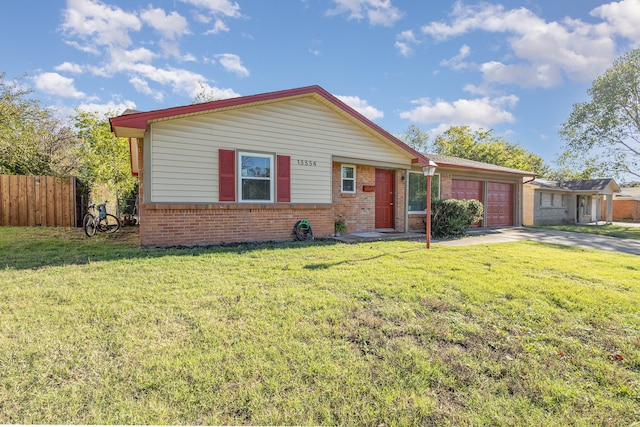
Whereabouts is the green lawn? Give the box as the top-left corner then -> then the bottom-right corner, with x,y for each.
1,227 -> 639,425
536,223 -> 640,240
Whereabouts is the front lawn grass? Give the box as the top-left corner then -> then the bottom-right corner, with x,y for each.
536,223 -> 640,240
1,227 -> 639,425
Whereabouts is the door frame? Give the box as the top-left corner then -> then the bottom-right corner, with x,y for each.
375,168 -> 395,229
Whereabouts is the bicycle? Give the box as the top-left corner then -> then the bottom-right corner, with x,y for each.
83,201 -> 121,237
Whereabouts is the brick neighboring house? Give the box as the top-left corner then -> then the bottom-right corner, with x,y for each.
110,85 -> 429,247
613,187 -> 640,222
523,179 -> 620,225
407,155 -> 537,231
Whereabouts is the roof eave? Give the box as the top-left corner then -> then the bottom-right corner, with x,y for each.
436,162 -> 537,177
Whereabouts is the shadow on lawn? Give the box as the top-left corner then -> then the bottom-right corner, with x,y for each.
0,226 -> 340,271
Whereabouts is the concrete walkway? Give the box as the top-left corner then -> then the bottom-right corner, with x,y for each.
435,227 -> 640,256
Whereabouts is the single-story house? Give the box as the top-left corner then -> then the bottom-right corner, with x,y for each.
613,187 -> 640,222
407,155 -> 536,231
523,178 -> 620,226
110,85 -> 535,247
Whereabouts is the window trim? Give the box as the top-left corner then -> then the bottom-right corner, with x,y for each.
341,164 -> 356,194
238,151 -> 274,203
407,171 -> 440,214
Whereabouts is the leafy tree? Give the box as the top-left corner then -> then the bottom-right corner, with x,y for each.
432,125 -> 548,175
400,124 -> 430,152
559,49 -> 640,180
74,110 -> 138,207
0,73 -> 80,176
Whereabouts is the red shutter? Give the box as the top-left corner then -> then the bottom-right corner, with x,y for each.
219,149 -> 236,202
277,155 -> 291,203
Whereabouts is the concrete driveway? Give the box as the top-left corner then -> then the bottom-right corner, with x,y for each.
435,227 -> 640,256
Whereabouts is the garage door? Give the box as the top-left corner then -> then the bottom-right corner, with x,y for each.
486,182 -> 513,227
452,179 -> 483,227
451,179 -> 483,201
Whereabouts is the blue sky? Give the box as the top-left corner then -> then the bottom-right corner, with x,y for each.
2,0 -> 639,168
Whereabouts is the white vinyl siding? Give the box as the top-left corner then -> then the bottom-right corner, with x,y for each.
148,98 -> 414,203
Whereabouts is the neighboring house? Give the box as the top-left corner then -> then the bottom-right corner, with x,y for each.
613,187 -> 640,222
523,179 -> 621,226
407,155 -> 537,231
110,86 -> 430,247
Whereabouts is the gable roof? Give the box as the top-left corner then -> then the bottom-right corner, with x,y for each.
561,178 -> 620,193
425,154 -> 536,176
110,85 -> 428,166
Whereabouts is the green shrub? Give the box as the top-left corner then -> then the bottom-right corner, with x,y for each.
431,199 -> 484,238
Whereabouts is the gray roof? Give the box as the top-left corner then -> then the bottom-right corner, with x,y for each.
561,178 -> 620,192
528,178 -> 621,193
616,187 -> 640,199
425,154 -> 536,176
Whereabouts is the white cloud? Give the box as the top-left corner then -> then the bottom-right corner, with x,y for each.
75,99 -> 138,117
399,95 -> 518,131
336,95 -> 384,120
204,19 -> 230,35
61,0 -> 141,49
193,82 -> 242,102
480,61 -> 564,88
395,30 -> 418,57
180,0 -> 242,18
140,7 -> 190,40
180,0 -> 241,34
327,0 -> 404,27
215,53 -> 249,77
129,77 -> 164,102
55,62 -> 84,74
591,0 -> 640,42
420,1 -> 632,87
34,72 -> 86,99
440,44 -> 471,70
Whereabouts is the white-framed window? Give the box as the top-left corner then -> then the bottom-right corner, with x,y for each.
341,164 -> 356,193
408,172 -> 440,213
239,152 -> 274,202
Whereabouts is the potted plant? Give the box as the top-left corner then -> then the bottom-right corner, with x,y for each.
334,214 -> 347,236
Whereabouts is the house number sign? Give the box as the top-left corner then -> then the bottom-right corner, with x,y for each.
295,159 -> 318,166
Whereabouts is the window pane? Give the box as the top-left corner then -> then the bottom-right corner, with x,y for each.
241,156 -> 271,178
431,174 -> 440,201
342,166 -> 354,179
342,179 -> 354,192
408,173 -> 426,211
242,179 -> 270,200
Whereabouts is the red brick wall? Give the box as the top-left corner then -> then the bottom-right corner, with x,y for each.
613,200 -> 640,221
332,163 -> 375,233
331,163 -> 407,234
139,203 -> 334,247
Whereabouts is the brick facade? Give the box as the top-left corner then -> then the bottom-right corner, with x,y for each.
137,159 -> 409,247
139,203 -> 334,247
613,199 -> 640,221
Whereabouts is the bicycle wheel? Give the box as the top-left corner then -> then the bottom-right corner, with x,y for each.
83,214 -> 97,237
100,214 -> 121,233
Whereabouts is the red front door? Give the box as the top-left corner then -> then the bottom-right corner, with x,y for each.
375,169 -> 395,229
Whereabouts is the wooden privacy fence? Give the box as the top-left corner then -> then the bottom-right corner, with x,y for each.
0,175 -> 78,227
